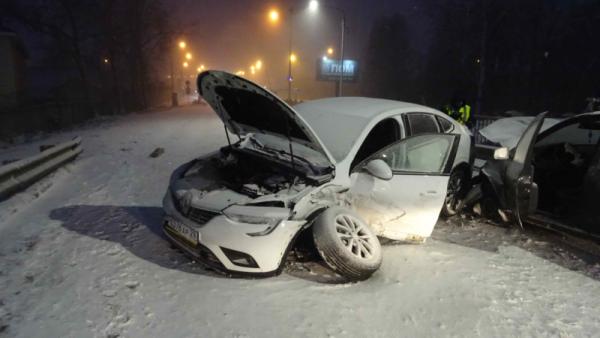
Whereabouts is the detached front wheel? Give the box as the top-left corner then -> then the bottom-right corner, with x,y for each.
313,207 -> 382,281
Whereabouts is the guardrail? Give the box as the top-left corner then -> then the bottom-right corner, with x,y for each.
0,137 -> 83,201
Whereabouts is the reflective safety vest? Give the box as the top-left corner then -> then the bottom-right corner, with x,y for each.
457,104 -> 471,125
443,104 -> 457,119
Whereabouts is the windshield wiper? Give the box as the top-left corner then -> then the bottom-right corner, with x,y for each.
273,150 -> 317,173
281,115 -> 297,172
243,134 -> 319,173
243,134 -> 264,149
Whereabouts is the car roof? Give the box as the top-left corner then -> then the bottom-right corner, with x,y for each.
294,97 -> 439,162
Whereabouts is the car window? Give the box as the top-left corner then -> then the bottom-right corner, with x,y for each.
365,134 -> 457,174
406,113 -> 440,135
351,118 -> 400,169
536,121 -> 600,147
436,116 -> 454,133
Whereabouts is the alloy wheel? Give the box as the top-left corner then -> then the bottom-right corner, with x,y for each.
334,214 -> 376,259
445,172 -> 463,214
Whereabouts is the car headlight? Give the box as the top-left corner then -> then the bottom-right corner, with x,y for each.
171,189 -> 193,215
222,211 -> 281,226
222,209 -> 285,236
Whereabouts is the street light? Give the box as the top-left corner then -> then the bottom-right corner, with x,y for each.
290,53 -> 297,63
327,47 -> 334,55
255,60 -> 262,70
268,9 -> 279,23
311,1 -> 346,96
171,40 -> 188,107
185,52 -> 192,60
267,2 -> 321,100
183,61 -> 188,68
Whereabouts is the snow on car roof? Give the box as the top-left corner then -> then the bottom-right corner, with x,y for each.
294,97 -> 428,162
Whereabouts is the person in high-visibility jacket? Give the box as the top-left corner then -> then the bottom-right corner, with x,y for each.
456,99 -> 471,125
442,103 -> 457,120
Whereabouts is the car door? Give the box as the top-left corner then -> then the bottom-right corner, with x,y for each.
504,112 -> 547,227
348,133 -> 460,241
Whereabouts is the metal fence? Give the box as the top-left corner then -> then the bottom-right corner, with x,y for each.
472,115 -> 501,146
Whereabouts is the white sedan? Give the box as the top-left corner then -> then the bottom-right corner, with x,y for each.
162,71 -> 472,280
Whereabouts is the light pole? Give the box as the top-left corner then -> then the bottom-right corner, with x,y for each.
287,7 -> 294,102
170,40 -> 187,107
338,12 -> 345,96
310,1 -> 346,96
268,6 -> 305,101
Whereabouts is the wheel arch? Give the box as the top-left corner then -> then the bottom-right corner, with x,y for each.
480,167 -> 506,210
452,161 -> 472,178
452,161 -> 472,193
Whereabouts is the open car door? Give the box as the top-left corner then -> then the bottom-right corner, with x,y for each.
504,112 -> 547,227
349,133 -> 460,241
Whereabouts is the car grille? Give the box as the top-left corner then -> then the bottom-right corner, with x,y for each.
188,207 -> 220,225
163,222 -> 226,271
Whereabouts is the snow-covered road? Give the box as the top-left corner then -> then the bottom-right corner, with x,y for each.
1,105 -> 599,338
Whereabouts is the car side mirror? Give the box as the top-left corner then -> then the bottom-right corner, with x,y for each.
493,147 -> 509,160
364,159 -> 393,180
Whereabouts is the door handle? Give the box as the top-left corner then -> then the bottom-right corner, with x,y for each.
420,190 -> 439,196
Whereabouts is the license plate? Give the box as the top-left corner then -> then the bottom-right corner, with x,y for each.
167,219 -> 199,245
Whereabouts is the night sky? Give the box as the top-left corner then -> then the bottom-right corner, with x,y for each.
169,0 -> 427,98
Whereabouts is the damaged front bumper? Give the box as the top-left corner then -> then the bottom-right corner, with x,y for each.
162,192 -> 306,276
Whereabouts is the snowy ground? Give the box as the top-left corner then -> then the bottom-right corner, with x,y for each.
1,105 -> 600,338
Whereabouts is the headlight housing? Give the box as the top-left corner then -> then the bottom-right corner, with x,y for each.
171,189 -> 192,215
222,208 -> 288,236
222,211 -> 281,226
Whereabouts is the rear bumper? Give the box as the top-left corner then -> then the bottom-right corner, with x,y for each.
162,192 -> 305,276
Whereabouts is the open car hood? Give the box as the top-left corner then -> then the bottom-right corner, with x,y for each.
197,71 -> 335,165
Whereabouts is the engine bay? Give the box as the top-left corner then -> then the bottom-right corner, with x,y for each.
182,148 -> 311,198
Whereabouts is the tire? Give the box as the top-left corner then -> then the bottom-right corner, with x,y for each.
312,207 -> 382,281
441,168 -> 469,217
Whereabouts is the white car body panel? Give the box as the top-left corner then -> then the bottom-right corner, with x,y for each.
295,97 -> 471,173
349,173 -> 449,241
163,192 -> 305,273
479,116 -> 562,148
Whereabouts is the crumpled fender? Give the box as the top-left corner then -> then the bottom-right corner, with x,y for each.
480,159 -> 508,209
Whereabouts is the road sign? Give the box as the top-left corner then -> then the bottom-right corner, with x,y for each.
317,58 -> 358,82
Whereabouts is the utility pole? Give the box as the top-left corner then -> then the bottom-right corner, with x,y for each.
170,48 -> 177,107
287,7 -> 294,102
338,13 -> 345,97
